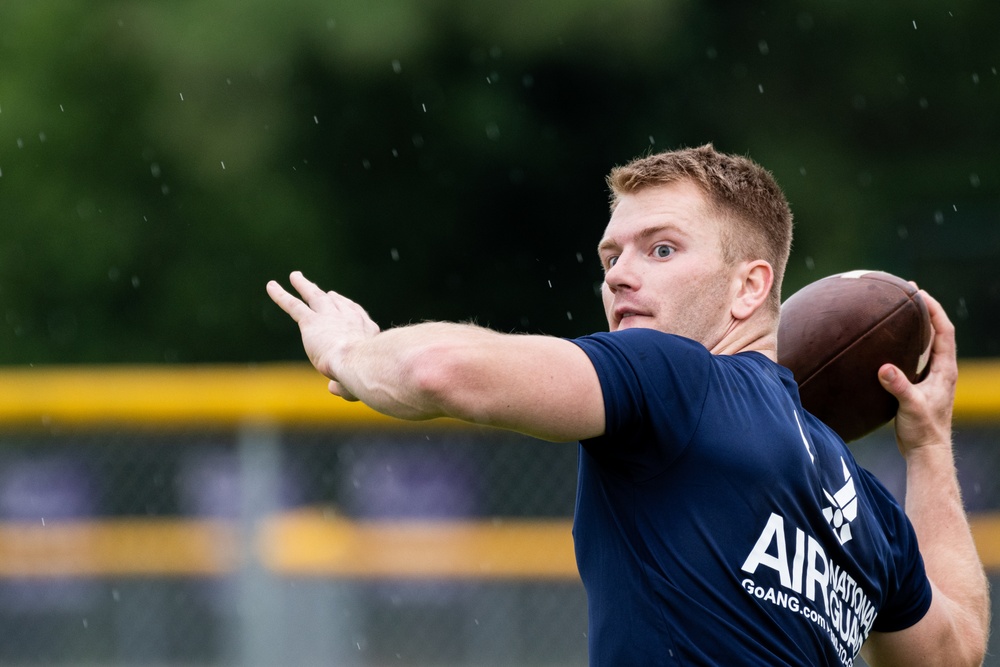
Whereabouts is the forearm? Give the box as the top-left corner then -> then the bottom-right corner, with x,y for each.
904,443 -> 990,650
330,321 -> 482,421
329,321 -> 605,441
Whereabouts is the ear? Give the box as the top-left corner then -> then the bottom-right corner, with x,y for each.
731,260 -> 774,320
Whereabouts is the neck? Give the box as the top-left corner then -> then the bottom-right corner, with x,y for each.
708,317 -> 778,361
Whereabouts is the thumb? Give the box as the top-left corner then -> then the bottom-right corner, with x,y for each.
878,363 -> 911,400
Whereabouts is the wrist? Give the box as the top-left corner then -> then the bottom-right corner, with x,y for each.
894,418 -> 952,457
901,438 -> 956,472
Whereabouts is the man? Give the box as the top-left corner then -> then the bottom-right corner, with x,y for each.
267,145 -> 988,665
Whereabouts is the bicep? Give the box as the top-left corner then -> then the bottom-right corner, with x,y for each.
434,334 -> 605,442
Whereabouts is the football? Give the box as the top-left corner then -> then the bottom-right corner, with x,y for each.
777,270 -> 933,442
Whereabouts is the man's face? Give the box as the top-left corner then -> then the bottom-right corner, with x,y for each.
598,180 -> 737,347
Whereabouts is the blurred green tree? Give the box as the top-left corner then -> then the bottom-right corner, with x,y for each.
0,0 -> 997,364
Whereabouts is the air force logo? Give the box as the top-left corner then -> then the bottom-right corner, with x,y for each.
823,458 -> 857,545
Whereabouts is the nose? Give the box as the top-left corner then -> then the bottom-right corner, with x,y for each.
604,251 -> 639,294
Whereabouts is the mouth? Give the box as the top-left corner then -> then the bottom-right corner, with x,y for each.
613,307 -> 652,328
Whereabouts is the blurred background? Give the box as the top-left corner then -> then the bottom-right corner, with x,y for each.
1,1 -> 998,665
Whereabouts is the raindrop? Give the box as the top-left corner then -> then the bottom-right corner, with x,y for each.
220,161 -> 226,170
799,167 -> 807,176
313,115 -> 319,124
59,104 -> 65,112
41,517 -> 45,526
970,173 -> 981,188
16,138 -> 24,149
390,248 -> 400,261
956,297 -> 968,319
805,256 -> 815,270
131,275 -> 141,288
912,20 -> 917,29
112,589 -> 121,602
918,97 -> 928,109
758,40 -> 769,56
326,18 -> 336,30
490,46 -> 502,59
151,163 -> 161,178
953,204 -> 958,212
82,619 -> 88,629
648,135 -> 655,145
972,73 -> 980,85
108,267 -> 120,281
547,280 -> 552,288
566,312 -> 573,321
897,225 -> 909,239
412,134 -> 424,148
391,148 -> 398,157
933,210 -> 944,224
576,252 -> 584,263
0,167 -> 3,177
391,59 -> 402,74
179,92 -> 184,101
522,74 -> 534,88
485,122 -> 500,140
706,47 -> 718,60
421,103 -> 427,112
362,158 -> 371,170
758,84 -> 764,94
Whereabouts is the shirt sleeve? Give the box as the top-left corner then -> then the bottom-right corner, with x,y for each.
571,329 -> 711,477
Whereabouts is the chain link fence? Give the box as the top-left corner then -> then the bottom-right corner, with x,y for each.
0,424 -> 586,666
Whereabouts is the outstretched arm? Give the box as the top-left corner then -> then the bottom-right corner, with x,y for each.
266,271 -> 606,442
862,290 -> 989,667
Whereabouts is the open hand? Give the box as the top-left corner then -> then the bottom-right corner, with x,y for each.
266,271 -> 380,399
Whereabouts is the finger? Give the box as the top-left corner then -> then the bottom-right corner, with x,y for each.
266,280 -> 312,322
919,290 -> 958,373
288,271 -> 334,308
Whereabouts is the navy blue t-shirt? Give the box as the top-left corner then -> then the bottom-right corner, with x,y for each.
571,329 -> 931,666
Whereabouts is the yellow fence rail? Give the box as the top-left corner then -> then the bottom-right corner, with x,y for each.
0,512 -> 578,580
1,359 -> 998,429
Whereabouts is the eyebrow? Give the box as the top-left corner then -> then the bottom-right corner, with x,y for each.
597,223 -> 688,255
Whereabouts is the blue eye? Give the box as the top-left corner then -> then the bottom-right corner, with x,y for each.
608,256 -> 619,268
654,245 -> 674,258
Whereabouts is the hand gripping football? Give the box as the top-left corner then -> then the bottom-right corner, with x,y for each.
777,270 -> 933,442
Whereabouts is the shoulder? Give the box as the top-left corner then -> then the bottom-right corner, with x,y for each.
573,329 -> 709,370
